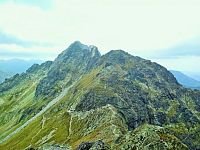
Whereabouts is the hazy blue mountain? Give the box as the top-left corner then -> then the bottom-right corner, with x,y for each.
0,59 -> 44,74
0,70 -> 13,83
170,70 -> 200,89
185,72 -> 200,81
193,75 -> 200,81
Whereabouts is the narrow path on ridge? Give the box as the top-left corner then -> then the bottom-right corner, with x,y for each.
0,79 -> 80,144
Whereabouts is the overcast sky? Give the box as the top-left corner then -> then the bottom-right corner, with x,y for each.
0,0 -> 200,73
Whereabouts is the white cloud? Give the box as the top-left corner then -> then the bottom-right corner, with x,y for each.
0,0 -> 200,71
0,44 -> 58,52
0,0 -> 200,49
152,56 -> 200,73
0,44 -> 61,60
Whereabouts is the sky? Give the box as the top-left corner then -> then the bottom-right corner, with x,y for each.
0,0 -> 200,74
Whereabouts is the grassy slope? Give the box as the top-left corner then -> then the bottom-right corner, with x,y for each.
0,66 -> 192,150
0,78 -> 36,140
0,67 -> 123,149
0,64 -> 52,142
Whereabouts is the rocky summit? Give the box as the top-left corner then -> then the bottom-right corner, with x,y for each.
0,41 -> 199,150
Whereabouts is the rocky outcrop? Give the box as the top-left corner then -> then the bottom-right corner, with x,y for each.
77,140 -> 110,150
114,124 -> 188,150
35,41 -> 101,99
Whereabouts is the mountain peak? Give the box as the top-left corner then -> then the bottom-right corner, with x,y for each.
56,41 -> 101,62
89,45 -> 101,57
68,41 -> 89,50
69,41 -> 101,56
97,49 -> 137,66
35,41 -> 101,98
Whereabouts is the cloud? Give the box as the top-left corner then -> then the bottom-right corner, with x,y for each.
1,0 -> 200,52
0,0 -> 53,10
0,48 -> 59,60
0,30 -> 56,60
152,56 -> 200,73
149,37 -> 200,73
150,37 -> 200,59
0,0 -> 200,72
0,31 -> 41,47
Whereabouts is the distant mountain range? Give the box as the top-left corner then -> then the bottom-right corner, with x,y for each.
0,70 -> 13,83
0,59 -> 43,83
170,70 -> 200,90
0,59 -> 43,74
185,72 -> 200,82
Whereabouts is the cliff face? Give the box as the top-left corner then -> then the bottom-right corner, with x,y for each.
35,41 -> 101,99
0,42 -> 199,150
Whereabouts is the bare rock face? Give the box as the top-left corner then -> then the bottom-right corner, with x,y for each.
76,142 -> 93,150
77,140 -> 110,150
35,41 -> 101,99
75,50 -> 199,131
114,124 -> 188,150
